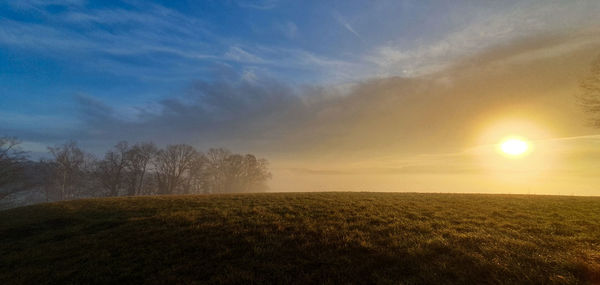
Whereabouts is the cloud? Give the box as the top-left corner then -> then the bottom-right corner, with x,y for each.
0,4 -> 219,81
6,0 -> 85,10
3,0 -> 600,86
0,2 -> 359,84
74,94 -> 117,126
71,69 -> 313,151
332,11 -> 361,40
224,46 -> 267,63
68,32 -> 600,158
236,0 -> 278,10
365,0 -> 600,77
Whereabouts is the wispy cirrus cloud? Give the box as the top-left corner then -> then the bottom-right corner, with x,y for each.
0,5 -> 214,80
4,0 -> 600,84
0,1 -> 356,83
236,0 -> 279,10
224,46 -> 268,64
365,0 -> 600,77
333,11 -> 361,40
6,0 -> 85,10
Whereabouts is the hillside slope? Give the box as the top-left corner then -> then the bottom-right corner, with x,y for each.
1,192 -> 600,284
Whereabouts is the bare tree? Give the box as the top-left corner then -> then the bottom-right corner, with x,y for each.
153,144 -> 198,194
0,137 -> 28,200
577,55 -> 600,127
221,154 -> 270,193
201,148 -> 270,193
124,142 -> 157,196
203,148 -> 231,193
96,141 -> 129,197
183,153 -> 208,194
0,137 -> 271,207
240,154 -> 271,192
47,141 -> 87,200
222,154 -> 246,192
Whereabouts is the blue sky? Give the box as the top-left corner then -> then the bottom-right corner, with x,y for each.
1,0 -> 600,153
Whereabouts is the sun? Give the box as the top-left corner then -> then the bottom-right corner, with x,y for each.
500,138 -> 529,156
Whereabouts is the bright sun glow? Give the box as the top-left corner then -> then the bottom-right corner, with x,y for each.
500,138 -> 529,156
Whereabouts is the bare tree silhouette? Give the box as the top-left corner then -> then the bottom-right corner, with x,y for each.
97,141 -> 129,197
153,144 -> 198,194
47,141 -> 92,200
0,137 -> 28,200
124,142 -> 157,196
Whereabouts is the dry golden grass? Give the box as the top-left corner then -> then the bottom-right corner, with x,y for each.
1,192 -> 599,284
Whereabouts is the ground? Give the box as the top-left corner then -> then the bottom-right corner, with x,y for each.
1,192 -> 599,284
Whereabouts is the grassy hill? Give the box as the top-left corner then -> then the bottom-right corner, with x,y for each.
1,192 -> 599,284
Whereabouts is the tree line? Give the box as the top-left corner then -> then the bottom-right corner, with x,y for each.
0,138 -> 271,202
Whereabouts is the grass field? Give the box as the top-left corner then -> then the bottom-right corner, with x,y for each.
1,192 -> 600,284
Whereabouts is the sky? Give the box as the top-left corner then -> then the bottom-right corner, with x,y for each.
2,0 -> 600,195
